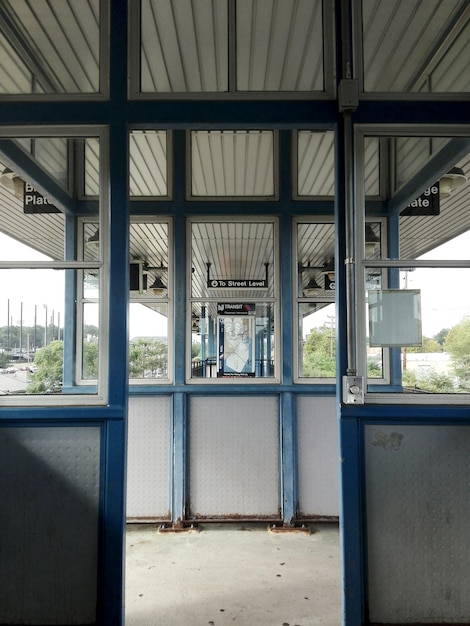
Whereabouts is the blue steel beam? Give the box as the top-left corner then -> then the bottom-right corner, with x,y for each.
387,138 -> 470,216
0,138 -> 77,215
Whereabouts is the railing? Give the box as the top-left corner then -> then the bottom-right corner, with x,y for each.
191,358 -> 275,378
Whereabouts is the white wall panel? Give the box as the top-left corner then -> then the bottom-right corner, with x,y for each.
189,396 -> 279,517
365,424 -> 470,623
126,396 -> 170,520
297,396 -> 339,517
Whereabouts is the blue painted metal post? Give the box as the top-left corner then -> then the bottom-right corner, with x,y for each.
339,414 -> 365,625
278,130 -> 297,524
280,392 -> 298,525
102,0 -> 129,622
171,392 -> 188,525
171,130 -> 189,525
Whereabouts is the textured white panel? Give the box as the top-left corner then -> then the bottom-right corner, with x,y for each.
365,425 -> 470,623
190,396 -> 279,517
127,396 -> 170,520
297,396 -> 339,517
0,426 -> 100,625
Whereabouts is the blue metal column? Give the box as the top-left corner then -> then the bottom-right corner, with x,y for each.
336,115 -> 366,623
100,0 -> 129,622
171,392 -> 188,525
336,0 -> 365,622
171,130 -> 189,525
279,130 -> 298,524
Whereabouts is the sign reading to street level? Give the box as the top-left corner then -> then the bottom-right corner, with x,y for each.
208,277 -> 267,288
400,182 -> 440,216
24,182 -> 60,214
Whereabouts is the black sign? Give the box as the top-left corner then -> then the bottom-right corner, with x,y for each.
24,182 -> 60,214
325,275 -> 335,291
400,182 -> 440,216
208,278 -> 267,289
217,303 -> 255,315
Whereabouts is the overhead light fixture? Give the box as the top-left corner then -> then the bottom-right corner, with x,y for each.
86,228 -> 100,247
439,167 -> 467,199
145,262 -> 167,296
304,276 -> 322,297
365,223 -> 380,254
191,313 -> 200,333
299,263 -> 322,297
149,276 -> 166,296
0,168 -> 24,199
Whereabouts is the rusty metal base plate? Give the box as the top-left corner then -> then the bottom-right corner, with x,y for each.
157,522 -> 200,534
268,523 -> 312,534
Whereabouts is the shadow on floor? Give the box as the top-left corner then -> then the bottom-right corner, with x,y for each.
125,522 -> 341,626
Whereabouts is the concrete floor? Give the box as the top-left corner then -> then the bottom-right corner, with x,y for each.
125,522 -> 341,626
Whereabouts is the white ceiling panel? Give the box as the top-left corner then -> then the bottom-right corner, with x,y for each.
362,0 -> 470,92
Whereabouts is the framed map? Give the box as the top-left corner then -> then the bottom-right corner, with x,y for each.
217,313 -> 255,377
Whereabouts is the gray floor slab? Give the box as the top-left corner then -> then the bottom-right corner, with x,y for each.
125,522 -> 341,626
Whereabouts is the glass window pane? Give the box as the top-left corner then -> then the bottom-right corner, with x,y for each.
0,266 -> 66,395
129,304 -> 169,380
366,266 -> 470,394
362,0 -> 469,93
84,139 -> 100,197
129,131 -> 168,197
191,302 -> 275,379
0,0 -> 102,95
360,133 -> 470,396
298,303 -> 336,378
190,219 -> 277,381
364,137 -> 380,196
0,131 -> 105,403
128,220 -> 171,383
82,302 -> 99,382
237,0 -> 324,92
297,131 -> 334,197
140,0 -> 228,93
191,131 -> 275,197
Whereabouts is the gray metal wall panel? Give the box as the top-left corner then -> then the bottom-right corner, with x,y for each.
365,424 -> 470,623
0,426 -> 100,625
189,396 -> 279,517
126,396 -> 170,520
297,396 -> 339,517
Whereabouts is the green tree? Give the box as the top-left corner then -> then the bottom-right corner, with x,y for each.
83,341 -> 99,379
407,336 -> 442,353
303,325 -> 336,377
192,342 -> 201,359
402,367 -> 455,393
434,328 -> 449,347
0,352 -> 9,368
129,338 -> 167,378
444,317 -> 470,390
28,340 -> 64,394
